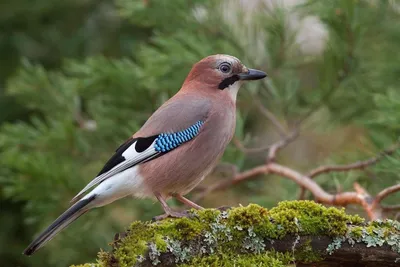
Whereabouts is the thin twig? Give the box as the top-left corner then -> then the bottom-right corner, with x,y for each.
381,204 -> 400,212
307,145 -> 400,178
373,184 -> 400,209
232,126 -> 299,155
298,144 -> 400,199
192,165 -> 269,202
253,97 -> 287,137
232,95 -> 290,154
267,129 -> 299,162
232,137 -> 272,154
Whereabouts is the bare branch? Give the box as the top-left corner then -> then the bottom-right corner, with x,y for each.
267,129 -> 299,162
373,184 -> 400,208
298,143 -> 400,200
253,97 -> 287,137
194,160 -> 383,219
196,127 -> 300,201
232,126 -> 299,155
192,165 -> 269,202
307,144 -> 400,178
381,204 -> 400,212
267,163 -> 365,206
232,97 -> 292,154
232,137 -> 272,154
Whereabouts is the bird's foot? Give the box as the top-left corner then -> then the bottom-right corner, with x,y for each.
152,210 -> 191,221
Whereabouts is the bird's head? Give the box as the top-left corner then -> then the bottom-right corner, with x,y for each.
182,54 -> 267,100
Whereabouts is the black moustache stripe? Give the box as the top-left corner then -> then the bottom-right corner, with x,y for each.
218,75 -> 239,90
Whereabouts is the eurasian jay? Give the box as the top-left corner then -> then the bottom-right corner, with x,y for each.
23,54 -> 266,255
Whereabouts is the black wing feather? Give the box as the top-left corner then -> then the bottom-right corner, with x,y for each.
97,137 -> 137,176
97,135 -> 159,176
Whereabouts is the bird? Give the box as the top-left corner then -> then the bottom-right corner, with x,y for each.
23,54 -> 267,255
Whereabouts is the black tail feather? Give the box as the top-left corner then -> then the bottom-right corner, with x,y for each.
23,194 -> 96,255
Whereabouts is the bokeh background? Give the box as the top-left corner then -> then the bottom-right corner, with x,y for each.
0,0 -> 399,266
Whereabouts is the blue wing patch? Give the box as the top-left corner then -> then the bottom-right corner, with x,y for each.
154,121 -> 204,152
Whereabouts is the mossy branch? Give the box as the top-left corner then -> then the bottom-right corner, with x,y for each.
73,201 -> 400,267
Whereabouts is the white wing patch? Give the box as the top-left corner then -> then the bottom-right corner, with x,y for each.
71,139 -> 159,203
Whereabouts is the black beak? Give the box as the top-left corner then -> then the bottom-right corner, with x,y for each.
238,69 -> 267,81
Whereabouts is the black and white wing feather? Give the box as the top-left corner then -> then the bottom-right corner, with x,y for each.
71,135 -> 160,203
71,121 -> 204,203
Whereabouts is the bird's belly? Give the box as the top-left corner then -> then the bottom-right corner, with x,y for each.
140,129 -> 232,196
139,149 -> 220,196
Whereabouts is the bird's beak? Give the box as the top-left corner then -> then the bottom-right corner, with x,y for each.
238,69 -> 267,81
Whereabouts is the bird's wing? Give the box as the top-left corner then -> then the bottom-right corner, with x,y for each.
71,93 -> 211,203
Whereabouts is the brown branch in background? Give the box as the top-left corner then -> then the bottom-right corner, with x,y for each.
232,137 -> 272,154
232,98 -> 291,154
194,160 -> 386,220
381,204 -> 400,212
373,184 -> 400,209
307,144 -> 400,178
267,129 -> 299,162
193,165 -> 269,202
298,143 -> 400,199
195,136 -> 400,220
267,163 -> 382,220
232,128 -> 298,155
253,97 -> 288,137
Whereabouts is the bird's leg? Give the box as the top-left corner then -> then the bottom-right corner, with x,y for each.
153,192 -> 189,221
173,194 -> 204,210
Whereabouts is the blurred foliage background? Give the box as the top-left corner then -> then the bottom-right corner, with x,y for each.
0,0 -> 399,266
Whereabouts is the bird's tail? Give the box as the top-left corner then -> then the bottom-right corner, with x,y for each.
23,194 -> 96,255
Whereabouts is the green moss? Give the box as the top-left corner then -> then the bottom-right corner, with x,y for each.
269,201 -> 364,237
110,222 -> 156,267
74,201 -> 380,267
97,250 -> 115,267
178,251 -> 293,267
295,238 -> 323,263
227,204 -> 269,226
157,215 -> 205,240
349,226 -> 364,239
227,204 -> 278,242
195,208 -> 222,222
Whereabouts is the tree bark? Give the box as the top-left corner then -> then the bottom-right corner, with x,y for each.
128,235 -> 399,267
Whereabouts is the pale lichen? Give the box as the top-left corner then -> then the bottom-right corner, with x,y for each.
325,218 -> 400,258
242,226 -> 266,253
165,237 -> 192,263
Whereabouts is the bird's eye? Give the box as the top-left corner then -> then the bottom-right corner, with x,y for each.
219,63 -> 231,73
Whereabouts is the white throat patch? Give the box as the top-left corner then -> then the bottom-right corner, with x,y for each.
227,81 -> 242,102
